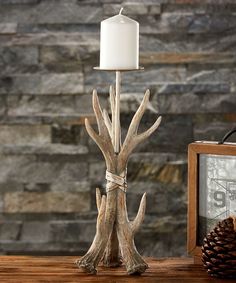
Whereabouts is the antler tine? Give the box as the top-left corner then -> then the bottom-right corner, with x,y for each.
103,109 -> 112,138
122,89 -> 150,148
96,188 -> 102,212
92,89 -> 103,134
98,195 -> 106,225
76,192 -> 108,275
131,193 -> 146,234
85,118 -> 100,144
136,116 -> 162,145
92,90 -> 110,139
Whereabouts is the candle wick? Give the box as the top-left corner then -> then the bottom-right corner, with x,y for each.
119,7 -> 123,15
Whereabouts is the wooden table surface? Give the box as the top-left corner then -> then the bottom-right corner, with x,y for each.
0,256 -> 234,283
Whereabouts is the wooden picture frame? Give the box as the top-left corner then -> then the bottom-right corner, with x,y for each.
187,141 -> 236,263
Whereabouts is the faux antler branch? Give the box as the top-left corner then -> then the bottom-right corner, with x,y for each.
85,89 -> 115,171
76,91 -> 118,274
103,109 -> 112,138
76,87 -> 161,275
131,192 -> 147,233
75,188 -> 107,274
119,89 -> 162,171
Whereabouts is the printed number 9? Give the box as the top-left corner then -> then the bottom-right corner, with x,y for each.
214,191 -> 226,208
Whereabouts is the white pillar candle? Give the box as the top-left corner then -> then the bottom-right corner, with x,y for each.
100,8 -> 139,70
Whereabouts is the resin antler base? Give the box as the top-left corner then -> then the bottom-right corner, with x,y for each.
75,71 -> 161,275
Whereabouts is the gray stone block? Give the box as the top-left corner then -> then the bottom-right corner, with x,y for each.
39,44 -> 99,66
126,181 -> 186,215
0,181 -> 90,194
17,23 -> 99,34
139,13 -> 192,34
0,46 -> 38,66
157,83 -> 230,94
0,241 -> 92,255
0,182 -> 24,193
140,33 -> 236,53
187,67 -> 236,83
0,125 -> 51,145
188,14 -> 236,34
135,215 -> 187,257
0,144 -> 88,155
23,183 -> 50,192
134,190 -> 169,215
0,96 -> 6,116
0,23 -> 17,34
50,220 -> 96,243
104,3 -> 149,15
103,1 -> 161,17
77,0 -> 122,2
21,222 -> 50,243
0,222 -> 22,241
0,33 -> 99,47
194,121 -> 236,142
149,4 -> 162,14
88,138 -> 104,156
162,3 -> 236,13
51,124 -> 89,146
50,181 -> 91,192
39,73 -> 84,94
0,0 -> 40,4
3,190 -> 91,213
40,44 -> 82,69
0,2 -> 102,24
124,67 -> 187,84
129,152 -> 187,164
0,73 -> 83,95
7,94 -> 94,117
157,93 -> 236,114
139,13 -> 236,34
89,161 -> 106,182
0,194 -> 3,212
0,152 -> 88,183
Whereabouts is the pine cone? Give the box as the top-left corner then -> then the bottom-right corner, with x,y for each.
201,216 -> 236,279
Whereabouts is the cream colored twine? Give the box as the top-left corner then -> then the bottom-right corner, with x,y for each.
106,170 -> 127,193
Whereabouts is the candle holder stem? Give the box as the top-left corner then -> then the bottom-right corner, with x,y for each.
115,71 -> 121,153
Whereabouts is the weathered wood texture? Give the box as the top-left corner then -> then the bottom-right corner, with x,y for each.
0,256 -> 235,283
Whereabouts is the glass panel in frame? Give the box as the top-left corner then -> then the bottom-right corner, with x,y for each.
198,153 -> 236,245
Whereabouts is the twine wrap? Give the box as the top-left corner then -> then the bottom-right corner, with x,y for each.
106,170 -> 127,193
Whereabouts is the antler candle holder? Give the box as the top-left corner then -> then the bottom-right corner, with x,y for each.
75,69 -> 162,275
75,7 -> 161,275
